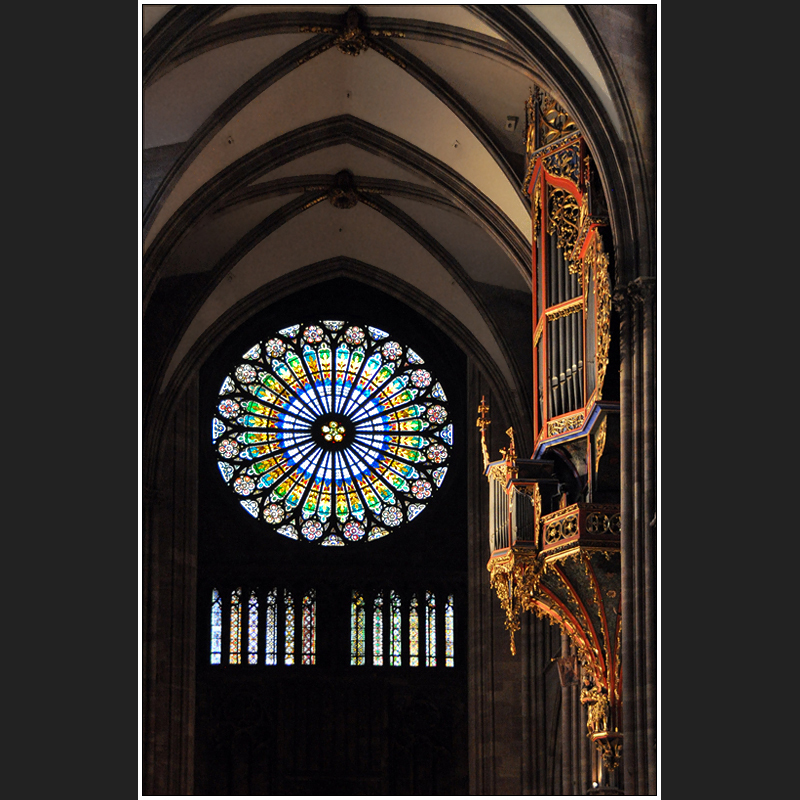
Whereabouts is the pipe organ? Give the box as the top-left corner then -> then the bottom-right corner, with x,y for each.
481,88 -> 623,783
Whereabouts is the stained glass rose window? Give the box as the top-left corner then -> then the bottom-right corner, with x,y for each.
212,321 -> 453,545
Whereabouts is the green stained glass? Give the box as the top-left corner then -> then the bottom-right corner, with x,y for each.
211,321 -> 452,544
390,591 -> 402,666
302,590 -> 316,665
351,591 -> 366,665
425,591 -> 436,667
409,594 -> 419,667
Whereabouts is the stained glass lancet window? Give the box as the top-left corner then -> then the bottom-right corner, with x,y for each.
210,589 -> 222,665
445,594 -> 455,668
390,590 -> 402,666
211,321 -> 452,546
373,592 -> 384,666
409,594 -> 420,667
284,589 -> 295,665
351,590 -> 366,665
248,590 -> 259,664
302,590 -> 316,665
230,588 -> 242,665
265,588 -> 278,665
425,591 -> 436,667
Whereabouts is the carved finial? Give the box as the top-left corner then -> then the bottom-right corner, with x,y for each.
476,396 -> 491,470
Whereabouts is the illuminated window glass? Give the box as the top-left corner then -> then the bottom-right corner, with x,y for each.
390,590 -> 402,666
302,590 -> 316,665
248,590 -> 259,664
284,589 -> 295,665
445,594 -> 455,668
230,588 -> 242,664
425,591 -> 436,667
351,591 -> 366,665
373,592 -> 384,665
409,594 -> 419,667
211,321 -> 452,546
210,589 -> 222,664
265,588 -> 278,665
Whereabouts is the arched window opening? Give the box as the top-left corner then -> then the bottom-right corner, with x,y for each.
302,589 -> 316,665
390,590 -> 402,667
409,594 -> 420,667
351,590 -> 366,665
247,590 -> 259,664
445,593 -> 455,668
265,588 -> 278,665
425,591 -> 436,667
372,592 -> 384,666
284,589 -> 295,665
229,587 -> 242,665
210,589 -> 222,665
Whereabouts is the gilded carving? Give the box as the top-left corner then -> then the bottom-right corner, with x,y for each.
547,187 -> 581,260
543,144 -> 580,185
299,7 -> 406,61
487,547 -> 542,655
588,235 -> 612,401
545,298 -> 582,320
476,396 -> 491,472
547,411 -> 584,437
594,416 -> 607,473
533,87 -> 578,147
580,672 -> 609,736
532,177 -> 541,243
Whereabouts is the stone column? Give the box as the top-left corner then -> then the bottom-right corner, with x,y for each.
142,376 -> 199,795
614,278 -> 657,795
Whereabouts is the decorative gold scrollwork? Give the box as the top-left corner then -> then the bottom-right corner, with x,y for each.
545,520 -> 563,544
547,187 -> 581,257
543,145 -> 580,185
532,87 -> 578,148
595,416 -> 608,473
547,411 -> 585,437
587,235 -> 612,401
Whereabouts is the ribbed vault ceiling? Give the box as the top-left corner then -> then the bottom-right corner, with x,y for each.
142,4 -> 614,430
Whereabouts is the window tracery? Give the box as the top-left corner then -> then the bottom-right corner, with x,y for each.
212,320 -> 452,545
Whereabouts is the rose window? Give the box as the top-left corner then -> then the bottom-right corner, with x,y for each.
211,321 -> 453,545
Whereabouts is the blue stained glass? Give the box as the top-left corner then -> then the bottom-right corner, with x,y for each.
218,462 -> 234,482
211,321 -> 453,545
240,500 -> 259,517
210,589 -> 222,665
219,376 -> 235,395
277,524 -> 298,540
